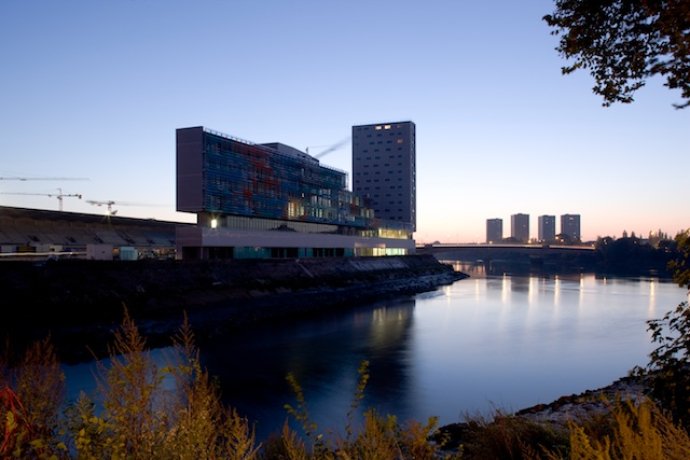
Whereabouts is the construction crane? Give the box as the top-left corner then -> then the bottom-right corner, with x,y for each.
305,137 -> 351,159
0,176 -> 89,181
86,199 -> 159,216
86,200 -> 119,215
0,188 -> 82,211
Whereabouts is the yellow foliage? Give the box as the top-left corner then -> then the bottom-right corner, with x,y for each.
565,399 -> 690,460
10,310 -> 690,460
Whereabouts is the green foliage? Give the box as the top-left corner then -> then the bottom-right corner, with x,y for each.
670,229 -> 690,289
639,230 -> 690,428
645,300 -> 690,428
543,0 -> 690,109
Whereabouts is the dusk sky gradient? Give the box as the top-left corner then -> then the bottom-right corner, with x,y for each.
1,1 -> 688,243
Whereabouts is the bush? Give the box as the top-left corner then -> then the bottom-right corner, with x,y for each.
563,399 -> 690,460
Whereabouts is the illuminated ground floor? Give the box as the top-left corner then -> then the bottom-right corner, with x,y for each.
176,225 -> 415,260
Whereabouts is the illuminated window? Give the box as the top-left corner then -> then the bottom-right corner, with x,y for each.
384,125 -> 391,129
375,126 -> 382,130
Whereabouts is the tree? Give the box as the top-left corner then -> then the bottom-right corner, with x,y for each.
670,229 -> 690,287
643,230 -> 690,428
543,0 -> 690,109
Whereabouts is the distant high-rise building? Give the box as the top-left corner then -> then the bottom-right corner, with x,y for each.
486,218 -> 503,243
560,214 -> 581,242
511,213 -> 530,243
352,121 -> 416,231
538,215 -> 556,243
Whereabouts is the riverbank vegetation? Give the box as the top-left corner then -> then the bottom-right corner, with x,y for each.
593,231 -> 680,276
1,309 -> 689,459
2,231 -> 690,458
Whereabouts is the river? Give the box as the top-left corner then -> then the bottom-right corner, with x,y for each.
64,266 -> 689,441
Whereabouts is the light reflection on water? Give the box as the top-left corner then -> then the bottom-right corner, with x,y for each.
64,272 -> 688,441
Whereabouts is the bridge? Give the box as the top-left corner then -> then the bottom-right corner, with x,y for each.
416,243 -> 597,273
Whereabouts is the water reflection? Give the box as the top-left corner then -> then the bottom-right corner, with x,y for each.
198,300 -> 417,440
554,277 -> 561,306
63,273 -> 687,443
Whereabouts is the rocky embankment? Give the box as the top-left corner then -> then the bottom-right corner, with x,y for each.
436,375 -> 651,450
514,375 -> 650,427
1,254 -> 466,362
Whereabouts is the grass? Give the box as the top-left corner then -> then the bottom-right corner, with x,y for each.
2,311 -> 690,459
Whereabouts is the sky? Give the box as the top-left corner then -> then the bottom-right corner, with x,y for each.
1,1 -> 688,244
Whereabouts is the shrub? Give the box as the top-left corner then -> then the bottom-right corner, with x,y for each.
0,337 -> 66,458
282,360 -> 460,459
563,399 -> 690,460
68,309 -> 258,459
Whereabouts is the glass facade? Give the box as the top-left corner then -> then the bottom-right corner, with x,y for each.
176,126 -> 416,260
201,129 -> 374,228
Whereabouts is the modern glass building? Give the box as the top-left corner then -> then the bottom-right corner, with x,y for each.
176,126 -> 414,259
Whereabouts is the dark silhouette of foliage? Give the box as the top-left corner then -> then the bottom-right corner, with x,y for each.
594,234 -> 675,275
670,229 -> 690,288
544,0 -> 690,108
643,230 -> 690,428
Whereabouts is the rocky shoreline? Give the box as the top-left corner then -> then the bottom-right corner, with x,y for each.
436,374 -> 652,450
514,375 -> 650,427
